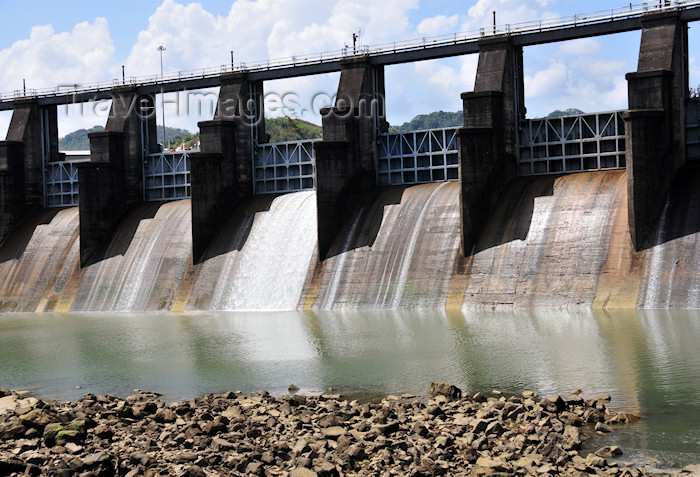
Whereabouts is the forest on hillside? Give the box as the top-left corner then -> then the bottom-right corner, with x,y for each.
58,109 -> 582,150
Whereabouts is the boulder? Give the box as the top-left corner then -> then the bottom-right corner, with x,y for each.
429,383 -> 462,399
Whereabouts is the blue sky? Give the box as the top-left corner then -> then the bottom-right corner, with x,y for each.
1,0 -> 699,137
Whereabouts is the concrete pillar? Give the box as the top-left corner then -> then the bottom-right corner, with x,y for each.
190,73 -> 263,262
314,58 -> 386,260
78,87 -> 156,266
457,37 -> 524,256
624,11 -> 688,250
0,100 -> 59,244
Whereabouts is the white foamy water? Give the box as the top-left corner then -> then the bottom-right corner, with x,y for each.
320,211 -> 363,311
217,191 -> 317,311
641,202 -> 672,309
388,182 -> 450,309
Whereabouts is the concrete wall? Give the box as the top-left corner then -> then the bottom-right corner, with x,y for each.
190,73 -> 261,262
458,37 -> 524,256
0,101 -> 59,245
625,11 -> 688,250
79,88 -> 156,266
314,58 -> 386,260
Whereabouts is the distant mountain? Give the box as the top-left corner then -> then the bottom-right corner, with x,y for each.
59,125 -> 199,151
59,125 -> 104,150
546,108 -> 585,118
392,111 -> 463,132
265,116 -> 321,142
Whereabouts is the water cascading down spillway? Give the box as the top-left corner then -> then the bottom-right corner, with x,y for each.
0,170 -> 698,311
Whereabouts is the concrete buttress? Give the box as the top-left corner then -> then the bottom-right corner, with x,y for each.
457,37 -> 524,256
314,58 -> 386,260
190,73 -> 263,262
625,11 -> 688,250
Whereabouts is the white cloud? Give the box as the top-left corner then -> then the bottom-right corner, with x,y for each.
0,18 -> 115,136
0,18 -> 114,92
525,62 -> 568,99
417,14 -> 459,37
558,38 -> 602,56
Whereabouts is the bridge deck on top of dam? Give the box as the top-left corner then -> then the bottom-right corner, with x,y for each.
1,1 -> 700,109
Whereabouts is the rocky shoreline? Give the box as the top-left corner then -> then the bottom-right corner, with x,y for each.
0,384 -> 690,476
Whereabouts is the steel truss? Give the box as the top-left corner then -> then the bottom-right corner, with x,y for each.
254,140 -> 318,194
376,128 -> 459,186
686,98 -> 700,162
518,111 -> 626,175
144,151 -> 191,201
45,158 -> 84,207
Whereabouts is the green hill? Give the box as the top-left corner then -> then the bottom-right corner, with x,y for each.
265,116 -> 321,142
59,125 -> 104,150
392,111 -> 463,132
546,108 -> 585,118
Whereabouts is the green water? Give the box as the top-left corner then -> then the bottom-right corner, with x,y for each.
0,309 -> 698,469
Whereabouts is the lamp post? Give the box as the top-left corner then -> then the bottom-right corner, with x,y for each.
157,45 -> 167,150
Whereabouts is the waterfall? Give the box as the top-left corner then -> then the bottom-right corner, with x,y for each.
0,170 -> 697,312
202,191 -> 318,311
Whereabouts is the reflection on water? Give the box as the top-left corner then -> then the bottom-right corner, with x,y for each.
0,309 -> 698,467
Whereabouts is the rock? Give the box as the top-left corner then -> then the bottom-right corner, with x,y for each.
595,421 -> 613,433
289,468 -> 318,477
211,436 -> 236,452
0,387 -> 648,477
288,384 -> 300,392
322,426 -> 347,439
19,409 -> 58,430
154,408 -> 176,423
0,456 -> 26,474
0,422 -> 26,440
598,393 -> 612,402
607,412 -> 641,424
570,389 -> 583,395
429,382 -> 462,399
596,445 -> 623,458
585,453 -> 607,468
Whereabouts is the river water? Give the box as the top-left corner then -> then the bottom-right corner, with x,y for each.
0,309 -> 698,469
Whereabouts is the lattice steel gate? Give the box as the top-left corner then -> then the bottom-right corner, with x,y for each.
518,111 -> 626,175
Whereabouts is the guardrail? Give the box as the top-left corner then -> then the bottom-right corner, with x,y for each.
376,128 -> 459,186
255,139 -> 318,194
144,151 -> 191,201
518,110 -> 626,175
2,1 -> 698,103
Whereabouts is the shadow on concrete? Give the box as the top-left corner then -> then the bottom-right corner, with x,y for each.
0,208 -> 62,263
472,175 -> 556,255
82,203 -> 159,267
324,185 -> 405,259
644,164 -> 700,250
199,195 -> 275,262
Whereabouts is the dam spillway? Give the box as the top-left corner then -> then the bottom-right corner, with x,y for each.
0,169 -> 698,312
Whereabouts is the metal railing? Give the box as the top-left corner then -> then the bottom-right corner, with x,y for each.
255,140 -> 318,194
3,1 -> 698,103
45,153 -> 89,207
144,151 -> 191,201
518,111 -> 626,175
376,128 -> 459,186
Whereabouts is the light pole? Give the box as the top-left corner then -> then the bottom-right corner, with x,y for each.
157,45 -> 167,150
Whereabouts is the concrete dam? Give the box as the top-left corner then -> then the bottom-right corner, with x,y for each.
1,4 -> 699,312
0,167 -> 697,312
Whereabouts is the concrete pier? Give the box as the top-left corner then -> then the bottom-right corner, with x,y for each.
314,58 -> 386,259
0,101 -> 58,244
625,11 -> 688,250
190,73 -> 264,262
78,88 -> 157,266
457,37 -> 524,256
